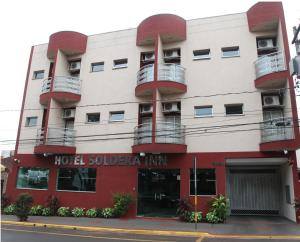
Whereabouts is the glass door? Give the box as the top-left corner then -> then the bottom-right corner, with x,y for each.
137,169 -> 180,217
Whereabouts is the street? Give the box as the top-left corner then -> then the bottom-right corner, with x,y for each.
1,224 -> 298,242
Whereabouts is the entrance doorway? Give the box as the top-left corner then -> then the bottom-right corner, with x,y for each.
137,169 -> 180,217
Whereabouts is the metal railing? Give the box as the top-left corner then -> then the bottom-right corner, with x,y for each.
254,51 -> 285,78
137,64 -> 154,85
41,76 -> 81,95
134,123 -> 152,145
261,117 -> 294,143
36,127 -> 76,146
156,122 -> 186,144
158,64 -> 185,84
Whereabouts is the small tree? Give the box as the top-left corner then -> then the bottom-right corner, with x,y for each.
1,194 -> 10,213
15,193 -> 33,221
45,195 -> 60,216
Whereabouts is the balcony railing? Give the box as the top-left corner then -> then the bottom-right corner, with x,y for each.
156,122 -> 186,144
41,76 -> 81,95
254,51 -> 285,78
134,123 -> 152,145
137,64 -> 154,85
158,64 -> 185,84
36,127 -> 75,146
261,117 -> 294,143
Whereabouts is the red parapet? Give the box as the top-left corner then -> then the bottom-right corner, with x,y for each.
260,139 -> 300,152
137,14 -> 186,46
47,31 -> 88,58
247,2 -> 283,32
254,70 -> 288,89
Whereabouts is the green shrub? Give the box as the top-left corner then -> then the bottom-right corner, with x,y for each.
205,211 -> 220,224
188,212 -> 202,223
176,198 -> 193,222
102,208 -> 114,218
210,195 -> 229,223
57,207 -> 71,217
3,204 -> 16,215
71,207 -> 85,217
46,195 -> 60,216
42,207 -> 51,216
1,194 -> 10,213
86,208 -> 97,218
29,205 -> 44,216
15,193 -> 33,221
112,193 -> 133,217
96,208 -> 103,218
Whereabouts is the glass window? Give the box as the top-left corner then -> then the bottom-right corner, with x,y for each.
193,49 -> 211,60
113,59 -> 128,69
86,113 -> 100,123
16,167 -> 49,190
221,46 -> 240,58
225,104 -> 243,115
25,117 -> 37,127
57,168 -> 96,192
190,169 -> 216,195
91,62 -> 104,72
33,70 -> 44,79
109,111 -> 125,122
194,106 -> 213,117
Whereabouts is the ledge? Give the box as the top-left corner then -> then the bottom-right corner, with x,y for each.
34,145 -> 76,155
254,70 -> 288,89
132,143 -> 187,154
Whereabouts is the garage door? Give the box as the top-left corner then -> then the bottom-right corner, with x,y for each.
228,168 -> 281,215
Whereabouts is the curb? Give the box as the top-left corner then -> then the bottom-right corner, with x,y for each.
2,220 -> 300,240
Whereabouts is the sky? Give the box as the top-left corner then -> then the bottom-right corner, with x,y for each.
0,0 -> 299,153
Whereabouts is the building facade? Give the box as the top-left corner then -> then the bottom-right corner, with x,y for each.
6,2 -> 300,222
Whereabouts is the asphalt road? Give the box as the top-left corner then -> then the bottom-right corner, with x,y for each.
1,224 -> 298,242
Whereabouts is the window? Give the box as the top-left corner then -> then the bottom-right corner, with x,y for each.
221,46 -> 240,58
285,185 -> 291,204
225,104 -> 243,115
57,168 -> 96,192
109,111 -> 125,122
193,49 -> 211,60
91,62 -> 104,72
33,70 -> 44,79
194,106 -> 213,117
190,169 -> 216,195
113,59 -> 128,69
25,117 -> 37,127
86,113 -> 100,123
16,167 -> 49,190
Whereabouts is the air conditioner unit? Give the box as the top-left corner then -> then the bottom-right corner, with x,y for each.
63,109 -> 76,119
69,61 -> 81,72
263,96 -> 280,107
142,53 -> 155,61
140,104 -> 153,114
257,39 -> 274,49
162,102 -> 180,112
164,49 -> 180,58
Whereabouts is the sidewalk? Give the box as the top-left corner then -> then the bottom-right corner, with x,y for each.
2,215 -> 300,236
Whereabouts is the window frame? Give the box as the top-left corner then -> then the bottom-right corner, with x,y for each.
32,70 -> 45,80
86,113 -> 100,123
16,167 -> 49,190
109,111 -> 125,122
221,46 -> 240,58
113,59 -> 128,69
25,116 -> 38,127
193,49 -> 211,60
194,106 -> 213,118
56,168 -> 97,193
189,168 -> 216,196
91,62 -> 104,72
225,104 -> 244,116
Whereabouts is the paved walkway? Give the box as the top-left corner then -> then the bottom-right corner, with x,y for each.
1,215 -> 300,236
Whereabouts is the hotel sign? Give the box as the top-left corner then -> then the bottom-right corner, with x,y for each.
54,154 -> 167,167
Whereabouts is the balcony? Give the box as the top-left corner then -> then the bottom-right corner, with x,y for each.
135,64 -> 187,96
132,122 -> 187,153
254,51 -> 288,88
34,127 -> 76,154
260,117 -> 299,151
40,76 -> 81,105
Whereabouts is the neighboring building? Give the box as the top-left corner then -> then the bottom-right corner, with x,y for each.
6,2 -> 300,222
1,150 -> 14,194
